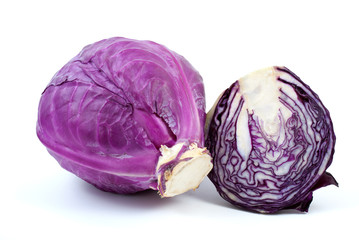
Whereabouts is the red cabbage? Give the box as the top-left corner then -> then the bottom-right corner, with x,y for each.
205,66 -> 337,213
37,37 -> 212,197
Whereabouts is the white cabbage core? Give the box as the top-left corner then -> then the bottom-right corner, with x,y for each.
157,143 -> 213,197
236,67 -> 295,162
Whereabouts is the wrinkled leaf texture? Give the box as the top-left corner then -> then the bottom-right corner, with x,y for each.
37,37 -> 206,194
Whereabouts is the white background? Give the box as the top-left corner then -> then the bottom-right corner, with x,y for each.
1,0 -> 358,239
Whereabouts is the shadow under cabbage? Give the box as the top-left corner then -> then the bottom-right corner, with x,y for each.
78,178 -> 178,210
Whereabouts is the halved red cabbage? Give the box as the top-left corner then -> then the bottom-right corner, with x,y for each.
37,37 -> 212,197
205,66 -> 337,213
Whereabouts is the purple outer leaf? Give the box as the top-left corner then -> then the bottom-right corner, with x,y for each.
37,37 -> 212,196
205,66 -> 337,213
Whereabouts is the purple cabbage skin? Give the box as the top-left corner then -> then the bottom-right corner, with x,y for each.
37,37 -> 212,197
205,66 -> 337,213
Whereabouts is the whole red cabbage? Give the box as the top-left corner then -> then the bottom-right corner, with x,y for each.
37,37 -> 212,197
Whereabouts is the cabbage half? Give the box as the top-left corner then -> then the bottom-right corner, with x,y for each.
37,37 -> 212,197
205,66 -> 337,213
